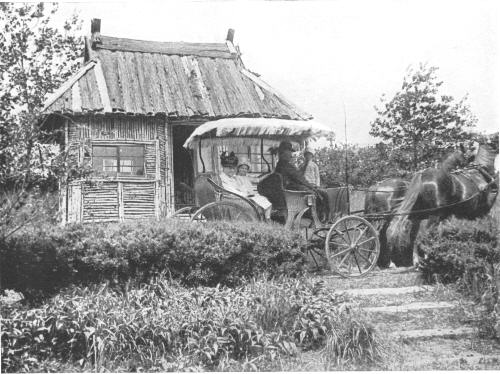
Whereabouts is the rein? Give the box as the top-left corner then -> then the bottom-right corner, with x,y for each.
365,171 -> 496,219
363,189 -> 483,219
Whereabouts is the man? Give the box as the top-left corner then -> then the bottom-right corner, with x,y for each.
275,141 -> 329,219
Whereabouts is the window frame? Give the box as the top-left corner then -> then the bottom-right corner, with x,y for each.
91,141 -> 150,179
219,145 -> 276,176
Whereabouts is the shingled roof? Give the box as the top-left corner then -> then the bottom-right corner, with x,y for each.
43,21 -> 311,120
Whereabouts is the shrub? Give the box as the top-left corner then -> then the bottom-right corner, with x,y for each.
0,219 -> 307,299
417,216 -> 500,338
417,216 -> 499,291
1,277 -> 379,372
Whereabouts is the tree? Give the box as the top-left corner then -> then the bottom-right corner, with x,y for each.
0,3 -> 82,237
314,143 -> 410,188
370,63 -> 477,171
0,2 -> 82,189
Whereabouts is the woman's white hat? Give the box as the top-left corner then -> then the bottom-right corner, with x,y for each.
238,156 -> 251,169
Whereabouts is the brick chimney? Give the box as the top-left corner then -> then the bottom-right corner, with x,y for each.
91,18 -> 101,46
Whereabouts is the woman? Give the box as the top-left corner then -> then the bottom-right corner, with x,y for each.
219,152 -> 272,219
219,151 -> 241,194
236,157 -> 272,219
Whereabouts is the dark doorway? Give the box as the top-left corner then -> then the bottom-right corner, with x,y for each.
172,125 -> 196,208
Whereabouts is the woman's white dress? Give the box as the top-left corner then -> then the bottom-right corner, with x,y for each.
219,172 -> 272,213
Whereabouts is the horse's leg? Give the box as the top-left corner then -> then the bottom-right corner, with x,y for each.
408,218 -> 423,267
388,215 -> 420,267
376,219 -> 391,268
426,215 -> 441,229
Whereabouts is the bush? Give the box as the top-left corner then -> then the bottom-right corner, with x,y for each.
1,277 -> 379,372
417,216 -> 500,338
417,216 -> 499,291
0,219 -> 307,299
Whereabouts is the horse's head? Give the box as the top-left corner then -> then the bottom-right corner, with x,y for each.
441,146 -> 468,171
461,141 -> 480,164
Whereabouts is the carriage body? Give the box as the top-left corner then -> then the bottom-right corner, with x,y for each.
171,118 -> 381,278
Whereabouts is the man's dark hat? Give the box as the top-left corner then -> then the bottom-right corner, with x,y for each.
278,141 -> 296,153
220,151 -> 238,167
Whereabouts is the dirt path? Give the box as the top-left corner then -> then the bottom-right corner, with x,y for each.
309,267 -> 500,370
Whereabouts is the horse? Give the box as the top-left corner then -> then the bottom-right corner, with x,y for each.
364,178 -> 409,268
386,144 -> 499,267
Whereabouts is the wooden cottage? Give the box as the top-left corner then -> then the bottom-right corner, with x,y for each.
43,19 -> 312,223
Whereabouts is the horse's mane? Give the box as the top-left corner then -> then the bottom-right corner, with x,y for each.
441,151 -> 465,172
475,144 -> 497,170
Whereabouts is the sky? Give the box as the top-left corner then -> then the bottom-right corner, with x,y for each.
53,0 -> 499,145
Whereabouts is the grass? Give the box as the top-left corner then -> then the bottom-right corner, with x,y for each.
1,275 -> 382,372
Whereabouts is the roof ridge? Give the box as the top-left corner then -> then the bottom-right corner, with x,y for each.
93,35 -> 234,58
98,34 -> 228,47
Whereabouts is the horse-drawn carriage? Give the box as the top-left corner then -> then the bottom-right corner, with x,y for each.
172,118 -> 382,278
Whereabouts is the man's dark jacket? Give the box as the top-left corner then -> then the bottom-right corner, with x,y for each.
274,158 -> 330,219
275,159 -> 315,191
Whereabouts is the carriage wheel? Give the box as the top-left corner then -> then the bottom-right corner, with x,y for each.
325,216 -> 380,278
294,207 -> 316,240
171,206 -> 199,220
191,201 -> 259,223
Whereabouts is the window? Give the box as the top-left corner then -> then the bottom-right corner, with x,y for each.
220,145 -> 275,175
93,145 -> 145,176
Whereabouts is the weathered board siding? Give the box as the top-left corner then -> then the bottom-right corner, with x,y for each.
70,116 -> 159,141
67,183 -> 82,223
62,115 -> 174,223
164,123 -> 174,215
122,182 -> 156,219
83,182 -> 119,222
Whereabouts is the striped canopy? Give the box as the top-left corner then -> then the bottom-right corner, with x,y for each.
183,117 -> 334,149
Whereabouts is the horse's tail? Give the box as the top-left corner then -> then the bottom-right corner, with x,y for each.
386,173 -> 423,266
394,172 -> 423,218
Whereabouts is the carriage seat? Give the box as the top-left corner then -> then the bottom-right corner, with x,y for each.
194,172 -> 263,220
257,173 -> 319,229
324,187 -> 350,221
257,173 -> 286,212
193,172 -> 221,207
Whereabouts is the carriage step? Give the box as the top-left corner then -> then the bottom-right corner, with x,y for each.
334,285 -> 434,297
174,214 -> 192,220
362,301 -> 457,314
391,327 -> 476,340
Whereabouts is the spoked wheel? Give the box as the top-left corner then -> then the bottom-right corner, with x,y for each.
171,206 -> 199,220
191,201 -> 259,223
325,216 -> 380,278
294,207 -> 316,240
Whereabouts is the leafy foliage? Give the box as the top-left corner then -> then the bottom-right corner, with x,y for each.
1,277 -> 379,372
314,143 -> 411,187
417,216 -> 500,337
0,3 -> 82,189
417,216 -> 499,287
370,63 -> 476,171
0,219 -> 307,299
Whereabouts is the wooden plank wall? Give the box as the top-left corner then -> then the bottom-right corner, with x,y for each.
70,116 -> 158,141
82,182 -> 119,222
164,122 -> 174,215
62,115 -> 173,222
122,182 -> 156,219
